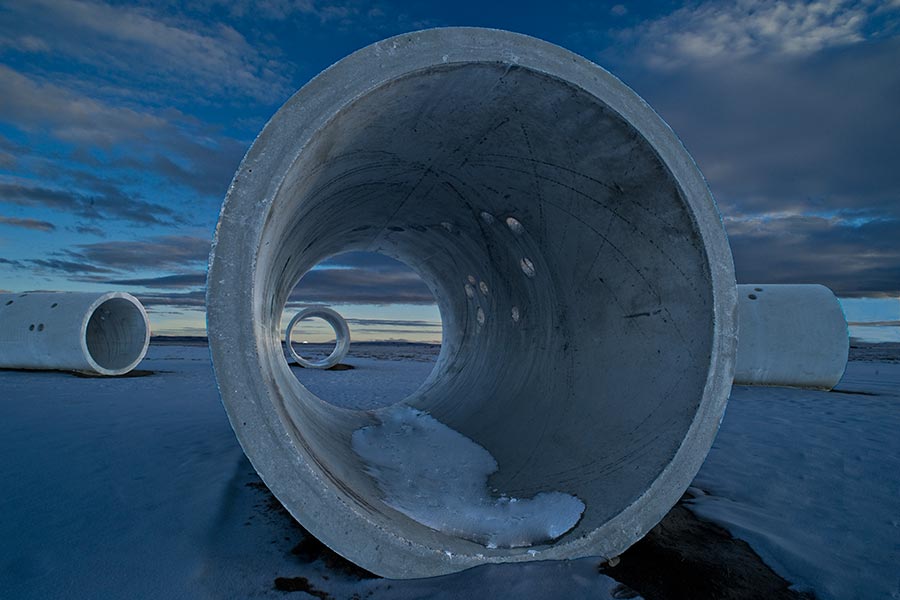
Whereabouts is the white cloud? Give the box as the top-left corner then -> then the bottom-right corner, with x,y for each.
146,0 -> 432,28
0,0 -> 291,102
0,64 -> 246,196
621,0 -> 891,70
0,34 -> 51,53
256,0 -> 353,22
0,64 -> 168,147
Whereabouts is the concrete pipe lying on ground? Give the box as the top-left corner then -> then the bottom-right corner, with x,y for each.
207,27 -> 738,578
735,284 -> 848,390
0,291 -> 150,376
285,306 -> 351,369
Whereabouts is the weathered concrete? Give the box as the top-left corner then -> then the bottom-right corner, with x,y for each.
286,307 -> 350,369
735,284 -> 848,389
206,27 -> 738,578
0,291 -> 150,376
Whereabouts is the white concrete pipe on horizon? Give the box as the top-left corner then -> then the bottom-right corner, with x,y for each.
207,28 -> 738,578
0,291 -> 150,376
735,284 -> 849,390
286,306 -> 351,369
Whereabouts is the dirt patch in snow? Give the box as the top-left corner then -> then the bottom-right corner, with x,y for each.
245,480 -> 377,582
274,575 -> 332,597
601,495 -> 815,600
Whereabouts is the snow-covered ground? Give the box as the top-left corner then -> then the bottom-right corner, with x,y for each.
689,362 -> 900,600
1,342 -> 897,599
284,342 -> 438,410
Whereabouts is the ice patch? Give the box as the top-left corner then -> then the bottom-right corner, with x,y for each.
351,406 -> 585,548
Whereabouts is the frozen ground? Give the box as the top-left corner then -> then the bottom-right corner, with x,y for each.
0,341 -> 898,599
283,342 -> 439,410
689,362 -> 900,600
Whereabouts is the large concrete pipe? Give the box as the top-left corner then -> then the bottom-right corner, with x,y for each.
735,284 -> 848,389
207,28 -> 738,578
0,291 -> 150,376
286,306 -> 351,369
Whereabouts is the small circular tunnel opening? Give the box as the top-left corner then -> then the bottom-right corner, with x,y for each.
85,297 -> 149,374
287,315 -> 337,362
282,251 -> 442,410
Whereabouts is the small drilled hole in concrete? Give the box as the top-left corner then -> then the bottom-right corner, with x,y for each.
511,306 -> 520,323
506,217 -> 525,235
467,275 -> 477,285
441,222 -> 453,232
28,324 -> 35,331
479,281 -> 489,296
38,323 -> 44,331
748,294 -> 758,300
480,211 -> 495,224
465,284 -> 475,299
476,307 -> 485,326
520,257 -> 536,278
754,287 -> 763,292
51,303 -> 58,308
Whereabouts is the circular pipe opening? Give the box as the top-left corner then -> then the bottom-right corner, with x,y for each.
83,295 -> 150,376
207,28 -> 736,578
283,251 -> 443,408
286,307 -> 350,369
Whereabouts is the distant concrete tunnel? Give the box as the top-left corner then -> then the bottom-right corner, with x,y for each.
0,292 -> 150,376
208,27 -> 751,578
735,284 -> 848,390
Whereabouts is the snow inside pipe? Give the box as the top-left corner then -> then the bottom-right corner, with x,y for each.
286,306 -> 350,369
0,291 -> 150,376
735,284 -> 849,390
206,28 -> 738,578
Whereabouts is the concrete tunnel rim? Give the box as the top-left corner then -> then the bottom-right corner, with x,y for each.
285,306 -> 351,369
206,27 -> 738,578
79,291 -> 151,376
207,25 -> 738,577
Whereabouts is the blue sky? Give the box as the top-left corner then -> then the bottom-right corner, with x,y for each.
0,0 -> 898,341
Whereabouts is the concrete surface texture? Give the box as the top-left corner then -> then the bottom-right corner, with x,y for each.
734,284 -> 849,389
285,307 -> 351,369
206,27 -> 738,578
0,291 -> 150,376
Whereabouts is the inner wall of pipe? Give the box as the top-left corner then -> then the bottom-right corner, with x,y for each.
85,297 -> 149,372
256,63 -> 715,551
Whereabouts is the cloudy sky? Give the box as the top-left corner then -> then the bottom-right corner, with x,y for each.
1,0 -> 898,341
